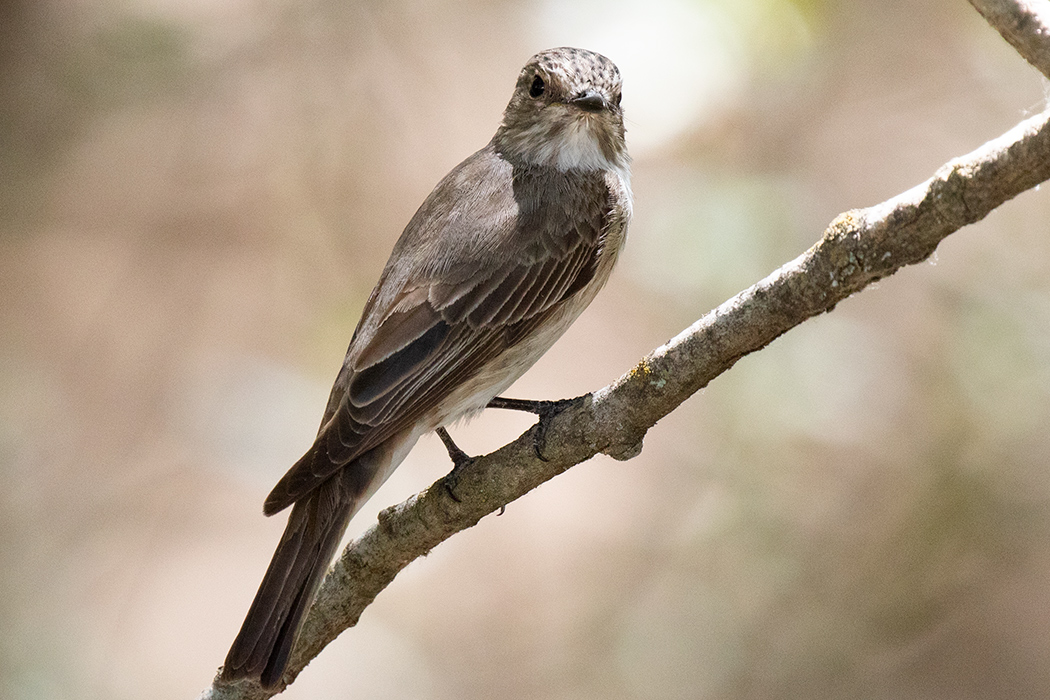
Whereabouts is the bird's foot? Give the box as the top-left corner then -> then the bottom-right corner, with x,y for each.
486,395 -> 582,461
436,427 -> 474,502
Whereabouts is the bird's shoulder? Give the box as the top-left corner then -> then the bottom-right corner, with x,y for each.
358,144 -> 616,323
397,145 -> 618,269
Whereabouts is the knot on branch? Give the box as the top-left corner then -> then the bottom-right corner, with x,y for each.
930,160 -> 979,228
601,436 -> 644,462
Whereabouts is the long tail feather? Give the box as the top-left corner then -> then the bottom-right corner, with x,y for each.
221,473 -> 355,688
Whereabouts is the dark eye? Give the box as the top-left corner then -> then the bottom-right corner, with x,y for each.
529,75 -> 545,98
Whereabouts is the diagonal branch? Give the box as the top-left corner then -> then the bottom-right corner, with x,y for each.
201,8 -> 1050,699
201,105 -> 1050,700
968,0 -> 1050,79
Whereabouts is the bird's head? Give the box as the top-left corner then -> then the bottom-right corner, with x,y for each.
494,47 -> 628,174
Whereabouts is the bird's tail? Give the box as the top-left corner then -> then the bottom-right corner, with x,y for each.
221,472 -> 356,688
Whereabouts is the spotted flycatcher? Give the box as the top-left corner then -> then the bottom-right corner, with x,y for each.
222,47 -> 631,688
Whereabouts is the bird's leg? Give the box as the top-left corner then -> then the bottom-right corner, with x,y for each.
486,395 -> 582,461
436,427 -> 510,516
437,426 -> 472,469
437,427 -> 473,502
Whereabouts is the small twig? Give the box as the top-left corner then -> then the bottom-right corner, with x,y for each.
968,0 -> 1050,80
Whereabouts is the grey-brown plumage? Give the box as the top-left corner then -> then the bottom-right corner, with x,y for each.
221,47 -> 631,688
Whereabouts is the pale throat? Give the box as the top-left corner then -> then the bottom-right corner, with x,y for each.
503,113 -> 629,180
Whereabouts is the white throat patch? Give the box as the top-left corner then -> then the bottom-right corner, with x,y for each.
511,111 -> 630,186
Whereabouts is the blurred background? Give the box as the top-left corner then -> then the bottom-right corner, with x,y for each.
3,0 -> 1050,698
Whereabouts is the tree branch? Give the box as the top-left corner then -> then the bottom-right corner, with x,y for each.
200,10 -> 1050,700
968,0 -> 1050,79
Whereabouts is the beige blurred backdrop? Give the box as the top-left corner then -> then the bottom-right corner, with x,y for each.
4,0 -> 1050,698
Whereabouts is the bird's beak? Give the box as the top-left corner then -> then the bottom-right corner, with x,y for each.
570,90 -> 607,113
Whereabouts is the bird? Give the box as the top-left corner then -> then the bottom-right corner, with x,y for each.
221,46 -> 632,688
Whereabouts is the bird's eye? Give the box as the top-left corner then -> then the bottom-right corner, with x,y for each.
529,75 -> 545,98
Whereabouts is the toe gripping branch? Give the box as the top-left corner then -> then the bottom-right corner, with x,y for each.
486,395 -> 581,461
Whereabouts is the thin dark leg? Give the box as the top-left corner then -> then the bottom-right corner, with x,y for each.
486,395 -> 583,461
437,426 -> 472,468
487,396 -> 579,415
435,427 -> 507,515
437,427 -> 471,502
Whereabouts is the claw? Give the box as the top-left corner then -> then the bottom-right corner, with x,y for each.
443,472 -> 464,502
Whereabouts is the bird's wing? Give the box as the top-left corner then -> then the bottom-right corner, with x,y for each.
263,148 -> 618,514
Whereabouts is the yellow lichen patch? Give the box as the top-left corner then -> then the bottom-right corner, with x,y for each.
627,358 -> 668,390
